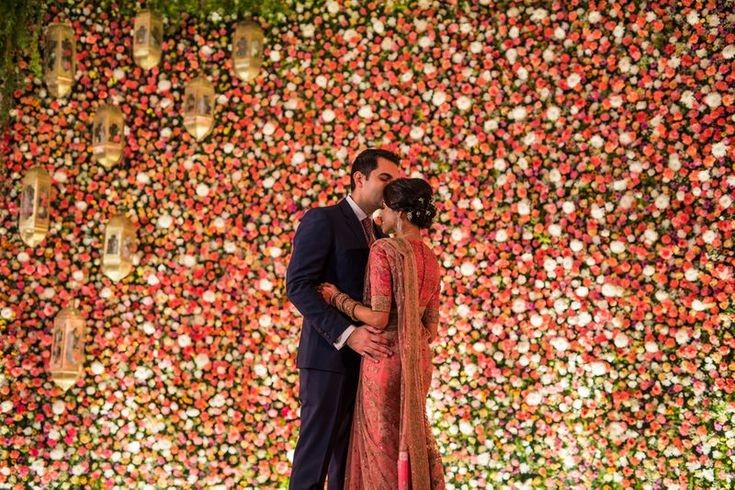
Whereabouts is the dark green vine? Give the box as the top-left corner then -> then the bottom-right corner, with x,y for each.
0,0 -> 47,126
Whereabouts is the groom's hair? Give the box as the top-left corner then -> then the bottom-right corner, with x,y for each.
350,148 -> 401,190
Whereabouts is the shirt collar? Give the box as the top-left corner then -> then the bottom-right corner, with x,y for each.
345,195 -> 369,221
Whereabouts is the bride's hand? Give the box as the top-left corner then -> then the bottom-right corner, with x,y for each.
317,282 -> 340,304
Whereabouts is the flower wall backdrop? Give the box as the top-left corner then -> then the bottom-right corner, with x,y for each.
1,0 -> 735,488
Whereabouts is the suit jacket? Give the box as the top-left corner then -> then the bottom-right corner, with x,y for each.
286,198 -> 379,373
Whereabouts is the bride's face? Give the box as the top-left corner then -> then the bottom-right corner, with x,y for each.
379,205 -> 399,234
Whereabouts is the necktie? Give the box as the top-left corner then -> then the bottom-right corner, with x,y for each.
361,217 -> 376,246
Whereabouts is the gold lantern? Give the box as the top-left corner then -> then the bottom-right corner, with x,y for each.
18,167 -> 52,247
50,304 -> 86,392
101,214 -> 136,282
183,77 -> 215,141
133,10 -> 163,70
232,21 -> 264,82
43,23 -> 76,97
92,104 -> 125,168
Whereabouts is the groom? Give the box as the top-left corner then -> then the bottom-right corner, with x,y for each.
286,148 -> 402,489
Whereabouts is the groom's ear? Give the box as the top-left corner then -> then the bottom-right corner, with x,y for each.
353,170 -> 367,189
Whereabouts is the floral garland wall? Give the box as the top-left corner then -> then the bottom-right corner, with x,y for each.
1,0 -> 735,488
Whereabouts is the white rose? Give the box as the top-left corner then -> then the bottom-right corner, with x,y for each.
52,400 -> 66,415
178,334 -> 191,348
566,73 -> 581,88
526,392 -> 543,406
614,333 -> 629,348
407,126 -> 424,141
326,0 -> 339,14
261,122 -> 275,137
301,24 -> 315,38
601,283 -> 624,297
511,298 -> 527,313
456,96 -> 472,111
460,262 -> 475,276
90,361 -> 104,375
668,153 -> 681,171
705,92 -> 722,108
654,194 -> 670,210
645,341 -> 659,353
680,90 -> 695,108
675,329 -> 690,345
550,337 -> 569,352
712,141 -> 728,158
431,91 -> 447,106
291,152 -> 305,166
589,362 -> 608,376
644,228 -> 659,243
322,109 -> 335,122
546,105 -> 561,121
510,106 -> 527,121
610,241 -> 626,254
195,183 -> 209,197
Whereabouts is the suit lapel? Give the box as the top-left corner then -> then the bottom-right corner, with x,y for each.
338,198 -> 369,247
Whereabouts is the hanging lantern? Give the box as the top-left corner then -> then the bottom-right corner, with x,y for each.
43,23 -> 76,97
232,21 -> 264,82
133,10 -> 163,70
183,77 -> 215,141
18,167 -> 52,247
50,304 -> 86,392
101,214 -> 136,282
92,104 -> 125,168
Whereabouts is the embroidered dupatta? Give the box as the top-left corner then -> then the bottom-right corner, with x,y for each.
362,237 -> 431,489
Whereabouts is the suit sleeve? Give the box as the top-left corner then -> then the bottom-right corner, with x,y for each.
286,208 -> 352,345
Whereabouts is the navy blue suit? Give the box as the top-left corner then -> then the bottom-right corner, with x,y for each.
287,198 -> 377,489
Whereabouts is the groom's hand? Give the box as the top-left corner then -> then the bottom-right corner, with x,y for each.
346,326 -> 392,360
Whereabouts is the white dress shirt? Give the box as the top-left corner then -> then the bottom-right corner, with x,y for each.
333,195 -> 369,349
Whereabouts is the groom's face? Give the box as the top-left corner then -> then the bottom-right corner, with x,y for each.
358,157 -> 401,214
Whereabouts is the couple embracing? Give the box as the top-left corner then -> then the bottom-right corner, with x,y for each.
286,149 -> 445,489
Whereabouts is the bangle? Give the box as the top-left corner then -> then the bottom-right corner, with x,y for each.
334,292 -> 359,321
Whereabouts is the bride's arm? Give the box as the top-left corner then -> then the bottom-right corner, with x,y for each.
318,284 -> 389,328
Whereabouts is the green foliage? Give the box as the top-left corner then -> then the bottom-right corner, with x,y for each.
96,0 -> 291,29
0,0 -> 47,125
